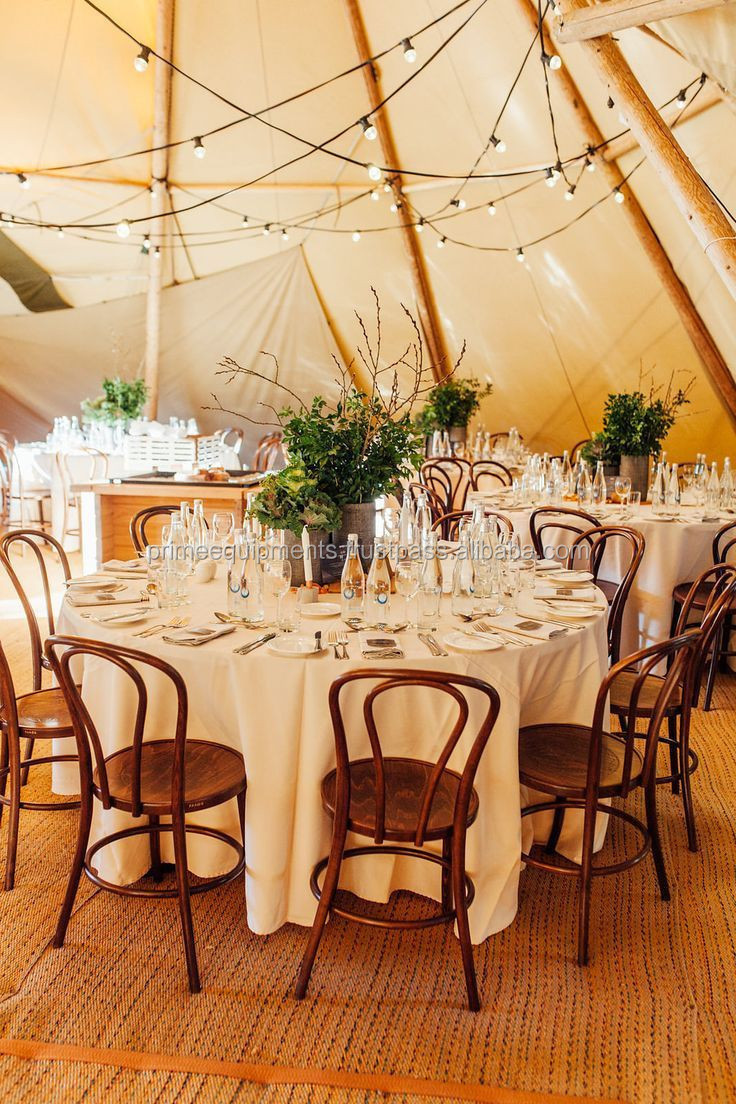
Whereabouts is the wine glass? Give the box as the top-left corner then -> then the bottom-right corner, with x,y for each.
614,476 -> 631,512
212,511 -> 235,548
394,556 -> 422,623
382,507 -> 399,559
263,557 -> 292,628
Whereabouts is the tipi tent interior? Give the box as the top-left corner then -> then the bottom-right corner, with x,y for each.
0,1 -> 736,1102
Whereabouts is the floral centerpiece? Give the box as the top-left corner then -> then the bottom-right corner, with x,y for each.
416,375 -> 492,446
81,376 -> 148,426
209,291 -> 464,579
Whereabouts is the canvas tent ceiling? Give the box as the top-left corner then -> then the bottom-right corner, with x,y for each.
0,0 -> 735,457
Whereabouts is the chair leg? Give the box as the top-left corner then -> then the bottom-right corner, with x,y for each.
645,778 -> 670,901
669,600 -> 681,638
667,716 -> 680,796
679,714 -> 698,853
53,790 -> 93,944
452,826 -> 480,1012
0,726 -> 8,829
441,835 -> 452,912
4,732 -> 21,891
237,789 -> 246,845
171,813 -> 200,993
703,622 -> 725,712
545,797 -> 566,854
20,737 -> 35,787
149,815 -> 163,882
295,813 -> 349,1000
577,802 -> 597,967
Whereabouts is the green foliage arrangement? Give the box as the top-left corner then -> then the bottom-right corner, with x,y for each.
81,376 -> 148,425
416,376 -> 492,433
587,372 -> 694,462
210,291 -> 463,534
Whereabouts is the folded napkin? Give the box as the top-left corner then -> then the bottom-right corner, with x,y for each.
535,585 -> 599,602
66,593 -> 146,607
359,631 -> 404,658
102,558 -> 146,573
161,623 -> 236,646
482,611 -> 567,640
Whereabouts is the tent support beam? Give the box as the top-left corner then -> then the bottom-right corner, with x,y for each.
144,0 -> 174,419
342,0 -> 452,381
556,0 -> 735,44
515,0 -> 736,424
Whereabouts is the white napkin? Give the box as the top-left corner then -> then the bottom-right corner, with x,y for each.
102,559 -> 146,573
535,585 -> 599,602
482,611 -> 568,639
359,631 -> 404,658
161,623 -> 236,646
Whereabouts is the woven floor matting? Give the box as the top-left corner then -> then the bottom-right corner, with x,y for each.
0,585 -> 734,1103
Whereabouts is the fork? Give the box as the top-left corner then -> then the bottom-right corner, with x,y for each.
134,616 -> 189,638
336,630 -> 349,659
326,630 -> 342,659
472,620 -> 532,647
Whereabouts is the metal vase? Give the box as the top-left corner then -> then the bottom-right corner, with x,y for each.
323,501 -> 377,582
619,454 -> 650,499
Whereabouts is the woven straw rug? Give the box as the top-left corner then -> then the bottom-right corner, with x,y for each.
0,566 -> 734,1103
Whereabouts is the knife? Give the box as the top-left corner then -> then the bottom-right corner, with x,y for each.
234,632 -> 277,655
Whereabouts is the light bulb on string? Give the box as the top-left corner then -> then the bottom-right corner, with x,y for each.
436,236 -> 446,249
613,187 -> 625,204
359,116 -> 377,141
545,167 -> 557,188
134,45 -> 150,72
57,227 -> 64,238
542,52 -> 562,71
367,163 -> 382,181
116,219 -> 131,239
281,228 -> 289,241
262,224 -> 271,236
516,247 -> 525,263
143,234 -> 151,249
153,245 -> 161,258
676,89 -> 687,107
148,181 -> 156,195
241,215 -> 249,227
416,218 -> 425,232
370,189 -> 380,201
401,38 -> 416,62
585,155 -> 596,173
450,197 -> 466,210
487,202 -> 496,216
383,181 -> 392,193
565,185 -> 576,202
17,173 -> 29,189
141,241 -> 150,256
352,230 -> 361,242
193,136 -> 206,159
490,135 -> 506,154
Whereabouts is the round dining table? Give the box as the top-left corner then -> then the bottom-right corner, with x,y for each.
55,573 -> 609,945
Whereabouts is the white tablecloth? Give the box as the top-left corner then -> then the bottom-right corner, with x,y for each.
56,579 -> 608,944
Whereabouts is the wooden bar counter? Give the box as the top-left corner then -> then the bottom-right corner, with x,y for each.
76,471 -> 261,571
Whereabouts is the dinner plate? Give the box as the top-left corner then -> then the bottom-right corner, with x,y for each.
268,635 -> 327,656
534,560 -> 563,573
443,630 -> 503,652
537,602 -> 601,620
88,609 -> 151,626
299,602 -> 341,619
68,579 -> 124,592
552,570 -> 594,585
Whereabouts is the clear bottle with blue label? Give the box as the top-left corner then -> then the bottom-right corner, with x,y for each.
227,530 -> 264,622
366,541 -> 392,626
341,533 -> 365,621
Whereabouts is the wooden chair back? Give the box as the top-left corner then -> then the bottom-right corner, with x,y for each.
469,460 -> 512,491
713,521 -> 736,565
568,525 -> 645,663
46,635 -> 189,819
431,509 -> 515,542
219,427 -> 244,457
529,506 -> 598,561
676,564 -> 736,702
129,504 -> 180,554
0,639 -> 20,744
420,459 -> 470,513
327,668 -> 500,847
0,529 -> 71,690
570,439 -> 591,462
407,482 -> 445,525
253,432 -> 284,472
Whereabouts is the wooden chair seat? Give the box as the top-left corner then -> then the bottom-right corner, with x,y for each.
519,724 -> 643,797
672,580 -> 714,610
596,578 -> 618,604
321,756 -> 480,842
609,670 -> 682,718
94,739 -> 246,815
1,687 -> 73,736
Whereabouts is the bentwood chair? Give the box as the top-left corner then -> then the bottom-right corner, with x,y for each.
56,447 -> 109,545
670,522 -> 736,710
219,427 -> 245,459
46,635 -> 247,993
567,526 -> 645,663
129,504 -> 180,554
570,439 -> 591,462
296,669 -> 501,1011
530,506 -> 620,606
407,482 -> 446,527
611,565 -> 736,852
420,459 -> 471,513
520,630 -> 698,966
488,431 -> 523,450
469,460 -> 512,491
253,432 -> 284,472
431,509 -> 515,543
0,440 -> 50,531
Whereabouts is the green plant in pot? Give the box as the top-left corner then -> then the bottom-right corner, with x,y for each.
81,376 -> 148,426
209,290 -> 464,581
416,375 -> 492,447
250,462 -> 340,586
580,431 -> 618,480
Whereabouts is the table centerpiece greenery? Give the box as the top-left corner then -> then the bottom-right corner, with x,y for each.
415,375 -> 492,444
81,376 -> 149,425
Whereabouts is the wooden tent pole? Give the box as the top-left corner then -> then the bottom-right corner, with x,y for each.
561,0 -> 736,304
342,0 -> 452,382
144,0 -> 174,419
556,0 -> 735,44
514,0 -> 736,423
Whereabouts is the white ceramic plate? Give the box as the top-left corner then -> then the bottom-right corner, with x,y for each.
552,570 -> 594,585
536,602 -> 600,621
268,635 -> 327,656
299,603 -> 341,619
534,560 -> 563,573
68,579 -> 124,592
443,629 -> 504,652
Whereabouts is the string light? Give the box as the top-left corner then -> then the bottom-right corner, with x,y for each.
436,236 -> 446,248
352,230 -> 361,242
57,227 -> 64,238
143,234 -> 151,249
153,245 -> 161,258
607,97 -> 615,109
416,218 -> 425,232
141,240 -> 150,255
281,228 -> 289,240
241,215 -> 249,226
134,45 -> 150,72
383,181 -> 392,192
359,116 -> 377,141
565,185 -> 575,201
367,163 -> 382,181
0,213 -> 12,225
402,38 -> 417,63
148,182 -> 156,194
115,219 -> 131,238
676,89 -> 687,107
542,52 -> 562,71
370,189 -> 380,201
613,187 -> 625,204
450,198 -> 467,210
390,200 -> 403,213
516,247 -> 525,262
490,135 -> 506,153
585,155 -> 596,173
487,202 -> 496,216
545,167 -> 557,188
17,173 -> 29,189
193,136 -> 206,159
263,223 -> 272,235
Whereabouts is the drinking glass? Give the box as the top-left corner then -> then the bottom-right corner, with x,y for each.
628,491 -> 641,513
263,558 -> 292,627
382,508 -> 400,561
614,476 -> 631,509
212,511 -> 235,548
416,585 -> 441,631
499,562 -> 521,611
395,557 -> 422,622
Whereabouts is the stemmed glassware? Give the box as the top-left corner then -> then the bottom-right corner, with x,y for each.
394,555 -> 422,624
212,511 -> 235,548
263,557 -> 292,629
614,476 -> 632,514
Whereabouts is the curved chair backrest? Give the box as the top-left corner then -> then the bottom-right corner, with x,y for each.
0,528 -> 72,690
676,563 -> 736,703
529,506 -> 598,561
0,640 -> 20,745
590,632 -> 698,801
431,509 -> 515,543
568,525 -> 645,663
469,461 -> 512,491
488,431 -> 523,449
713,521 -> 736,565
46,635 -> 189,819
569,439 -> 591,462
0,441 -> 12,524
129,504 -> 180,554
328,668 -> 501,847
420,459 -> 470,513
407,482 -> 446,525
252,432 -> 284,472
